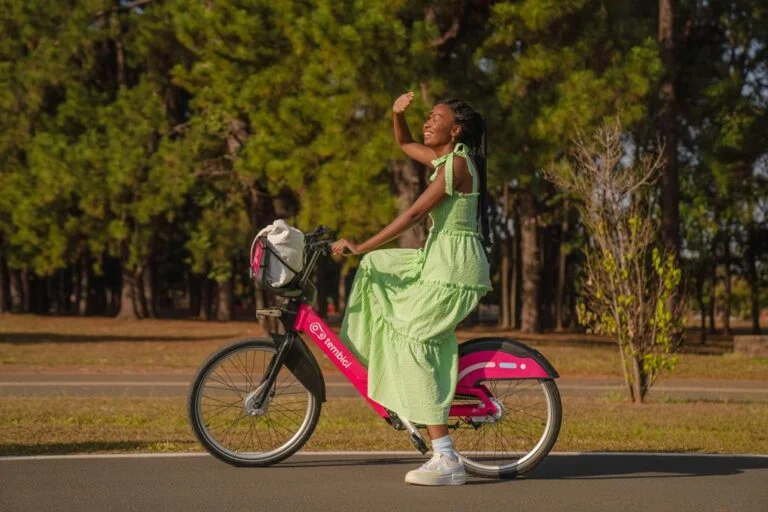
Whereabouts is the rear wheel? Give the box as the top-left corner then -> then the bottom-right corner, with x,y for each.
188,338 -> 321,467
449,348 -> 562,478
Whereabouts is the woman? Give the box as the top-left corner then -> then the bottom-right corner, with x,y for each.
331,91 -> 492,486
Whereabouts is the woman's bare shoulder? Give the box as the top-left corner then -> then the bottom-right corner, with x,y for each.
450,155 -> 473,193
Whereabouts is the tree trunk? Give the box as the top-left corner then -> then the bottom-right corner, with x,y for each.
31,274 -> 44,314
619,346 -> 635,401
77,256 -> 91,315
199,275 -> 212,321
216,276 -> 234,321
254,286 -> 280,332
520,195 -> 541,332
142,263 -> 157,318
500,185 -> 510,328
41,275 -> 51,313
96,259 -> 111,315
73,260 -> 82,314
392,159 -> 427,248
314,256 -> 330,320
135,269 -> 147,319
723,233 -> 732,336
117,264 -> 139,318
44,274 -> 54,313
106,288 -> 114,316
746,226 -> 762,335
708,261 -> 717,333
57,268 -> 69,314
555,202 -> 570,331
696,270 -> 706,343
254,283 -> 265,319
539,227 -> 554,329
631,356 -> 647,403
658,0 -> 680,259
337,265 -> 349,312
90,265 -> 105,316
21,268 -> 31,313
500,233 -> 511,328
112,0 -> 127,88
10,269 -> 23,312
188,271 -> 201,317
0,249 -> 11,313
511,211 -> 521,329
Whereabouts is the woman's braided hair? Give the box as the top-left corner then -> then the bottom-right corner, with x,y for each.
436,98 -> 491,261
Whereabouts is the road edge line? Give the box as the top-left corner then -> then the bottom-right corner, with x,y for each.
1,451 -> 767,462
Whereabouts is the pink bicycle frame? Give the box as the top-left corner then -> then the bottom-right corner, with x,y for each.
293,303 -> 553,421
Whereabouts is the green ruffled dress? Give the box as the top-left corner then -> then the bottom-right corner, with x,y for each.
338,143 -> 492,425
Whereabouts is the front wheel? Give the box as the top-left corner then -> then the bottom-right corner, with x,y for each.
188,338 -> 322,467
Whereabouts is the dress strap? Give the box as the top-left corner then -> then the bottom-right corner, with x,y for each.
428,143 -> 477,195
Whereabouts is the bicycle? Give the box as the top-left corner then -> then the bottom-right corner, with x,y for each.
188,225 -> 562,478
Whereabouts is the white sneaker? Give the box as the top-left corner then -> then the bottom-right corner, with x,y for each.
404,452 -> 466,486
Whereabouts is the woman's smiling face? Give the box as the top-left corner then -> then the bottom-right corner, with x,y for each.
423,104 -> 458,148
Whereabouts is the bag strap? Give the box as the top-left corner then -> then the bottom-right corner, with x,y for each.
263,237 -> 302,276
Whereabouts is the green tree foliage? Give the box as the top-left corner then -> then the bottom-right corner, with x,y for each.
482,0 -> 661,178
0,0 -> 763,346
677,0 -> 768,334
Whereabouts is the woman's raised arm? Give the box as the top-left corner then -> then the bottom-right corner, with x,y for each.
393,91 -> 438,167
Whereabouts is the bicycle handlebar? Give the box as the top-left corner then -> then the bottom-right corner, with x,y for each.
304,225 -> 331,239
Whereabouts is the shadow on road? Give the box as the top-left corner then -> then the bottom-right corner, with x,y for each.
0,332 -> 221,344
276,453 -> 768,483
0,441 -> 197,456
527,454 -> 768,480
277,457 -> 426,468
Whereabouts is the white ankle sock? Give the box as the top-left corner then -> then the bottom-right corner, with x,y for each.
431,435 -> 457,461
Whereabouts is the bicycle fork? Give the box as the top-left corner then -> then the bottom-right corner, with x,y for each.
243,330 -> 296,415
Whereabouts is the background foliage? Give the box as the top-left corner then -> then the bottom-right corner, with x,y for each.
0,0 -> 765,336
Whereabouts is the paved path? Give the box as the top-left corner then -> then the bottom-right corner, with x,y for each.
1,452 -> 766,511
1,373 -> 766,401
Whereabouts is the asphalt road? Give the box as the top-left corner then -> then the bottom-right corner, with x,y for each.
2,452 -> 766,512
1,373 -> 766,401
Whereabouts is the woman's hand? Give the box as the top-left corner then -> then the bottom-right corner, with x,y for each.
393,91 -> 414,114
331,239 -> 361,256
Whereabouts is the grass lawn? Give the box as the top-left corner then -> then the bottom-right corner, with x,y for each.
2,315 -> 766,457
1,315 -> 767,380
1,395 -> 766,456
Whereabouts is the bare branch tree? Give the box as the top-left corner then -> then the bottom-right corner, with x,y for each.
543,120 -> 686,403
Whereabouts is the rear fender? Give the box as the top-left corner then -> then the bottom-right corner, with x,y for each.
457,337 -> 559,388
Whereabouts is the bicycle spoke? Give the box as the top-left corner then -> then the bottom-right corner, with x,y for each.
219,364 -> 244,399
208,374 -> 241,393
201,394 -> 242,408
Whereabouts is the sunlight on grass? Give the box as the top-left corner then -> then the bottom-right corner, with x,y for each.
1,395 -> 766,456
1,315 -> 766,379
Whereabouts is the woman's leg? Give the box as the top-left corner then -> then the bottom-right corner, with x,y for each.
405,424 -> 465,485
427,424 -> 458,461
426,425 -> 449,440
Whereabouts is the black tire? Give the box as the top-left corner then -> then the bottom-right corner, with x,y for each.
450,343 -> 563,478
188,337 -> 322,467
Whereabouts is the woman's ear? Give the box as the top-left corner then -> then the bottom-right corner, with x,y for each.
451,124 -> 462,140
